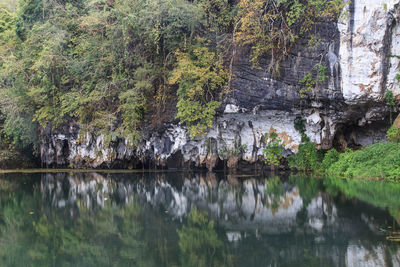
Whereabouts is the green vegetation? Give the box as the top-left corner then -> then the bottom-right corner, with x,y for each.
320,148 -> 340,170
289,141 -> 322,171
290,111 -> 400,180
326,142 -> 400,180
291,141 -> 400,180
294,116 -> 309,142
0,0 -> 236,154
0,129 -> 35,168
263,131 -> 283,167
299,64 -> 329,98
289,116 -> 322,171
387,126 -> 400,143
0,0 -> 16,10
169,42 -> 228,137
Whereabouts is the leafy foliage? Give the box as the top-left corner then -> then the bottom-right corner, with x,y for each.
290,117 -> 322,171
385,90 -> 395,124
299,73 -> 315,98
294,117 -> 306,133
263,131 -> 283,167
290,140 -> 400,180
387,126 -> 400,143
294,117 -> 310,142
289,141 -> 321,171
299,64 -> 329,98
169,42 -> 228,137
0,7 -> 13,33
320,148 -> 339,170
0,0 -> 236,152
326,142 -> 400,180
196,0 -> 236,33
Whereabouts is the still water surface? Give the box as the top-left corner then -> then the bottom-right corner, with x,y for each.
0,172 -> 399,266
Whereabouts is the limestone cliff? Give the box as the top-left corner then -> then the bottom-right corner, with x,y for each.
41,0 -> 400,169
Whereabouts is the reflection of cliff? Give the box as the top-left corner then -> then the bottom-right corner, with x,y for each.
40,172 -> 385,235
177,175 -> 307,234
1,172 -> 399,267
23,172 -> 400,267
40,173 -> 137,216
41,173 -> 320,231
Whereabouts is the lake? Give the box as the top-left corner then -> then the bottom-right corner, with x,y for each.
0,171 -> 399,266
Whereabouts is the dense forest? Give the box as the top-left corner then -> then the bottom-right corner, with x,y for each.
0,0 -> 344,159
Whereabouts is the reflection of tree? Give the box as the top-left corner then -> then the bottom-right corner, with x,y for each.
265,177 -> 283,212
288,175 -> 322,226
289,175 -> 321,207
323,177 -> 400,222
178,209 -> 233,267
0,186 -> 155,266
31,205 -> 154,266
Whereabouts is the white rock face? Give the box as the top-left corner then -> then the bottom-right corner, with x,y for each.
224,104 -> 240,113
339,0 -> 400,103
137,109 -> 328,167
387,5 -> 400,97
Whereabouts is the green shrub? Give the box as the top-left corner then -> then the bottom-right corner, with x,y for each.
263,131 -> 283,167
326,142 -> 400,180
320,148 -> 340,170
290,141 -> 321,171
299,64 -> 329,98
169,43 -> 228,138
387,126 -> 400,143
294,117 -> 306,133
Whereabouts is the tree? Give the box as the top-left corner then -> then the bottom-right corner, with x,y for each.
169,41 -> 228,137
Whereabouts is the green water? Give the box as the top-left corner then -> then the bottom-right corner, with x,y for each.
0,172 -> 399,267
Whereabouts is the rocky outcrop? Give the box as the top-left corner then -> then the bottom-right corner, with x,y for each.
40,123 -> 137,168
41,0 -> 400,169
